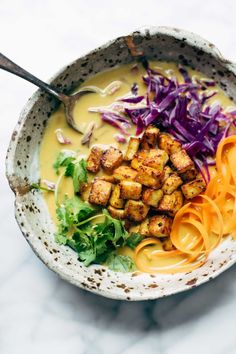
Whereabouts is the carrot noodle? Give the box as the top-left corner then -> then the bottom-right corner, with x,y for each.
134,135 -> 236,274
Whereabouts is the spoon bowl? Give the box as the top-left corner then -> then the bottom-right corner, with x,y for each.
0,52 -> 95,133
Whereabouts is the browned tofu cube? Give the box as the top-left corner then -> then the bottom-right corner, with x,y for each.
100,175 -> 117,183
157,190 -> 183,216
124,137 -> 140,161
157,194 -> 175,214
172,190 -> 184,215
135,165 -> 164,189
86,146 -> 103,173
108,206 -> 125,219
180,167 -> 198,182
162,237 -> 175,251
148,215 -> 172,237
109,185 -> 124,208
120,181 -> 142,200
170,149 -> 194,173
131,150 -> 148,170
89,179 -> 112,206
162,173 -> 183,195
181,177 -> 206,199
163,166 -> 173,181
125,200 -> 149,222
158,133 -> 181,155
101,147 -> 123,172
142,125 -> 160,148
142,188 -> 163,207
113,166 -> 137,181
143,149 -> 169,171
139,218 -> 151,236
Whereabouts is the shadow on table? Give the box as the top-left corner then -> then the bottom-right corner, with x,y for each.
55,263 -> 236,333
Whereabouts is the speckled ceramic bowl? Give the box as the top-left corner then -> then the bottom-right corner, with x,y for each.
6,27 -> 236,300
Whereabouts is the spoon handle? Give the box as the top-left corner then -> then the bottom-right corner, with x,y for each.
0,53 -> 68,103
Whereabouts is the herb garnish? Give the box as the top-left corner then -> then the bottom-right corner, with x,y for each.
54,196 -> 141,272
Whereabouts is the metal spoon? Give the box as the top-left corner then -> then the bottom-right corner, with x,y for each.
0,52 -> 95,133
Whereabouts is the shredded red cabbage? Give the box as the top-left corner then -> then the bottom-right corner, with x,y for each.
97,64 -> 236,180
120,95 -> 144,104
101,112 -> 131,135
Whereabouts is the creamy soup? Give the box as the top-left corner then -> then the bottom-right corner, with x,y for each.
39,61 -> 236,273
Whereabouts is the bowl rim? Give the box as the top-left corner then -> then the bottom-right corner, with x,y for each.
5,26 -> 236,301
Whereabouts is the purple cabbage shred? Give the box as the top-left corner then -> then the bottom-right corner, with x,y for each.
99,65 -> 236,180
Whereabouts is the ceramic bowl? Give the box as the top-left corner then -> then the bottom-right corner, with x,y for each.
6,26 -> 236,300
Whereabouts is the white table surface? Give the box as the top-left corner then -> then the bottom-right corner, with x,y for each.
1,1 -> 236,353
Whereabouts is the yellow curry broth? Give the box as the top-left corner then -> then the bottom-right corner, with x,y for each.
39,61 -> 234,268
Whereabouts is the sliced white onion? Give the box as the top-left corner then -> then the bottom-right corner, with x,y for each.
81,122 -> 96,145
55,129 -> 71,144
41,179 -> 56,191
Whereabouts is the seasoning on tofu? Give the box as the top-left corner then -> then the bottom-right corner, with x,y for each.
124,137 -> 140,161
162,173 -> 183,195
142,188 -> 163,207
109,185 -> 124,208
89,178 -> 112,206
120,181 -> 142,200
113,165 -> 137,181
135,165 -> 164,189
131,150 -> 148,170
170,149 -> 194,173
124,200 -> 149,222
141,125 -> 159,148
158,133 -> 181,155
148,215 -> 173,237
143,149 -> 169,171
86,146 -> 103,173
157,190 -> 183,216
139,218 -> 150,236
181,177 -> 206,199
101,146 -> 123,172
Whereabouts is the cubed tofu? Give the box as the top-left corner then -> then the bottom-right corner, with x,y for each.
158,133 -> 181,155
170,149 -> 194,173
143,149 -> 169,171
101,147 -> 123,172
124,137 -> 140,161
120,181 -> 142,200
113,166 -> 137,181
162,237 -> 175,251
108,206 -> 125,219
89,179 -> 112,206
125,200 -> 149,222
148,215 -> 172,237
142,188 -> 163,207
162,173 -> 183,195
142,125 -> 160,148
181,177 -> 206,199
100,175 -> 117,183
180,167 -> 198,182
139,218 -> 151,236
131,150 -> 148,170
172,190 -> 184,215
135,165 -> 164,189
157,190 -> 183,215
86,146 -> 103,173
163,166 -> 173,181
109,185 -> 124,208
